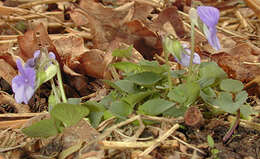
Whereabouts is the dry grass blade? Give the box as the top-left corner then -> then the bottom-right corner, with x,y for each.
139,124 -> 179,157
243,0 -> 260,19
18,0 -> 75,8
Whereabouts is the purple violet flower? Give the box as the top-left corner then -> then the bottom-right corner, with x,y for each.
197,6 -> 221,50
25,50 -> 40,68
12,59 -> 36,104
25,50 -> 56,68
174,45 -> 201,67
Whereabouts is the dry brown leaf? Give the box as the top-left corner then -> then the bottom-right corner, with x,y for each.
80,0 -> 133,27
0,91 -> 30,113
211,43 -> 260,83
152,7 -> 186,38
69,9 -> 89,26
17,30 -> 38,61
0,59 -> 17,85
244,0 -> 260,19
53,35 -> 87,57
18,23 -> 60,62
78,49 -> 112,79
132,1 -> 154,24
123,20 -> 162,60
68,76 -> 90,96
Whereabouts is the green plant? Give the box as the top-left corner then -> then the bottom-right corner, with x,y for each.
207,135 -> 220,159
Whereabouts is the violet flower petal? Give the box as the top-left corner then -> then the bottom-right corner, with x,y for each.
197,6 -> 221,50
12,59 -> 36,104
174,47 -> 201,67
25,50 -> 41,68
197,6 -> 219,27
48,52 -> 56,59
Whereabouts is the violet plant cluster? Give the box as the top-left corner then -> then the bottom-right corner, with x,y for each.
12,6 -> 221,104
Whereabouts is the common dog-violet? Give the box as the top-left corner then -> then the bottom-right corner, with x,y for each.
12,59 -> 36,104
197,6 -> 221,50
12,50 -> 56,104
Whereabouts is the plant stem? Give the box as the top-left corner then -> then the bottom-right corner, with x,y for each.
223,109 -> 240,143
188,20 -> 195,76
50,79 -> 61,103
55,61 -> 67,103
164,50 -> 172,90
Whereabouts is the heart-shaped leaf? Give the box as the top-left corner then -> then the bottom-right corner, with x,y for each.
51,103 -> 89,127
220,79 -> 244,93
22,118 -> 59,137
109,101 -> 132,119
138,98 -> 175,116
126,72 -> 162,86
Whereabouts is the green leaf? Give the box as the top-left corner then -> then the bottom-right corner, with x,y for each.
112,62 -> 139,73
122,90 -> 156,107
162,105 -> 187,117
168,82 -> 200,106
240,104 -> 254,119
100,91 -> 118,108
67,98 -> 81,104
126,72 -> 162,86
215,92 -> 240,114
235,91 -> 248,105
36,64 -> 58,88
89,111 -> 104,128
198,78 -> 215,88
109,101 -> 132,119
139,60 -> 166,74
112,45 -> 133,57
207,135 -> 215,148
103,110 -> 114,120
220,79 -> 244,93
114,80 -> 138,94
50,103 -> 89,127
199,62 -> 227,85
138,98 -> 175,116
22,118 -> 59,137
48,90 -> 59,111
83,101 -> 106,112
163,37 -> 183,61
170,70 -> 186,78
200,87 -> 216,105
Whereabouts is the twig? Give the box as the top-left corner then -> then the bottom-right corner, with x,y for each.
0,142 -> 27,153
81,115 -> 143,151
171,136 -> 206,155
139,124 -> 179,156
0,33 -> 92,44
100,140 -> 179,149
141,115 -> 184,123
18,0 -> 75,8
0,112 -> 48,118
2,11 -> 64,22
0,119 -> 29,129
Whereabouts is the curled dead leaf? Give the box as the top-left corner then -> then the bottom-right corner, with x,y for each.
211,43 -> 260,83
152,7 -> 186,38
18,23 -> 60,62
184,106 -> 204,127
0,91 -> 30,113
78,49 -> 112,79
